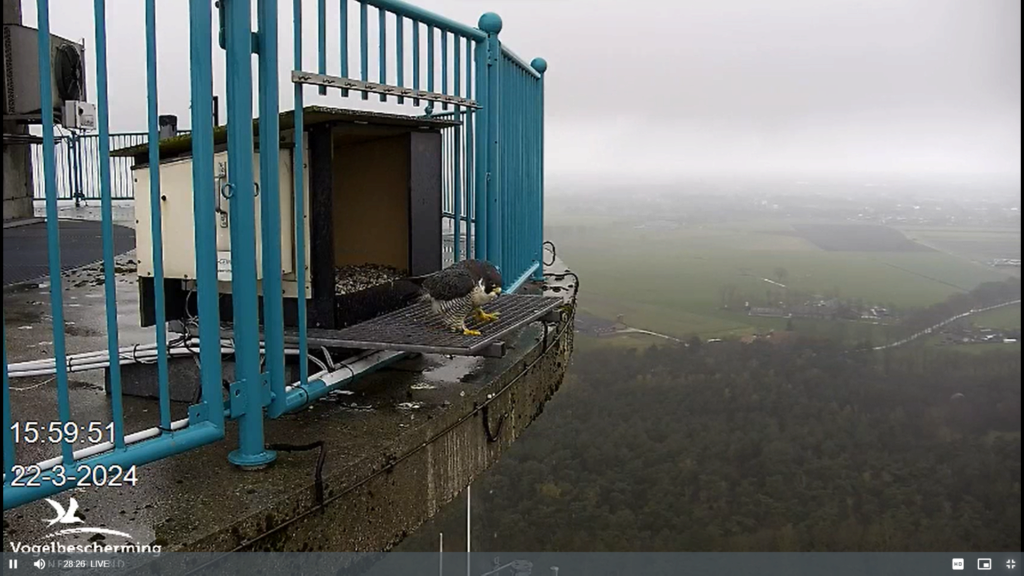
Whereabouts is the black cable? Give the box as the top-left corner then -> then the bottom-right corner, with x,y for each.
266,441 -> 327,506
481,404 -> 505,443
542,240 -> 557,267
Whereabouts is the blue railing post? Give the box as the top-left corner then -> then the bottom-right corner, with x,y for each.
144,0 -> 173,437
531,57 -> 547,280
479,12 -> 502,272
225,0 -> 276,469
293,0 -> 310,392
257,0 -> 287,419
472,37 -> 488,260
94,0 -> 126,448
188,0 -> 225,433
35,0 -> 74,467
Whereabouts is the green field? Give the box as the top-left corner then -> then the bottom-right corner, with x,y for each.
901,226 -> 1021,278
970,304 -> 1022,330
550,216 -> 1017,340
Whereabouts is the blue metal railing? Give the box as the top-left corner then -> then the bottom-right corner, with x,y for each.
295,0 -> 546,289
3,0 -> 546,510
498,46 -> 546,285
29,132 -> 164,201
2,0 -> 226,509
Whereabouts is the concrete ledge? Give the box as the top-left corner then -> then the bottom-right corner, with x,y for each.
174,314 -> 574,554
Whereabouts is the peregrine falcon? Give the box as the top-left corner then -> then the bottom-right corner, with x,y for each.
410,259 -> 503,336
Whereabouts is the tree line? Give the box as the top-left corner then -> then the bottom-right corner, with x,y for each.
401,333 -> 1021,552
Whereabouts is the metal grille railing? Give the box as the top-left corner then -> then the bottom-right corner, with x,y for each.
30,132 -> 189,201
292,0 -> 547,289
4,0 -> 547,511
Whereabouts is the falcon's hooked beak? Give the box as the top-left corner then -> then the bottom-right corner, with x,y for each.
493,287 -> 502,295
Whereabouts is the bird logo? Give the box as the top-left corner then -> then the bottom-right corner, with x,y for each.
43,497 -> 84,527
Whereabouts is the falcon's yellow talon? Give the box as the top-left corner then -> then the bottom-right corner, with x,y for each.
473,309 -> 501,323
463,328 -> 482,337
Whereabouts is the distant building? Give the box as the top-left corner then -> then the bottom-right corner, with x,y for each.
748,307 -> 786,318
788,305 -> 833,319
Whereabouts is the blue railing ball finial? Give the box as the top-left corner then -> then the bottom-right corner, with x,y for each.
530,58 -> 548,75
478,12 -> 503,35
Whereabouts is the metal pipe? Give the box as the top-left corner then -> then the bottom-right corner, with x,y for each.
532,58 -> 547,281
225,0 -> 275,469
283,350 -> 405,413
507,261 -> 540,294
396,15 -> 404,104
480,13 -> 503,274
34,0 -> 74,467
441,30 -> 448,110
92,0 -> 126,449
293,0 -> 310,389
360,2 -> 369,99
340,0 -> 349,97
466,38 -> 476,258
378,6 -> 387,102
412,20 -> 421,106
472,38 -> 488,260
144,0 -> 172,434
189,0 -> 224,433
257,0 -> 287,419
427,24 -> 435,94
317,0 -> 327,95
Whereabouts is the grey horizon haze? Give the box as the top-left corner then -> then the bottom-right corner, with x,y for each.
20,0 -> 1022,186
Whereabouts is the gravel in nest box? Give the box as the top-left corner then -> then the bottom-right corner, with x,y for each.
334,263 -> 407,295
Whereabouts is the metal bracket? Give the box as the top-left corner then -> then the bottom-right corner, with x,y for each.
225,375 -> 272,416
188,403 -> 210,425
540,310 -> 562,324
482,341 -> 506,358
228,380 -> 246,417
261,372 -> 272,408
291,71 -> 482,109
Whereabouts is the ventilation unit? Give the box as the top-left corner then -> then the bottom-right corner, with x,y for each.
2,23 -> 87,123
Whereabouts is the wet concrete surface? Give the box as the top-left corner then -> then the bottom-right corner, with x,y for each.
3,249 -> 576,554
3,221 -> 135,287
32,200 -> 136,226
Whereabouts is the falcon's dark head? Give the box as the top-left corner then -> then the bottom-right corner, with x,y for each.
462,259 -> 503,296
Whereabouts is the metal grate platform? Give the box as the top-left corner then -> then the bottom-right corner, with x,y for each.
287,294 -> 563,358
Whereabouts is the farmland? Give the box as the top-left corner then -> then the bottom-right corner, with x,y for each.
548,214 -> 1017,341
970,303 -> 1022,331
901,226 -> 1021,278
793,223 -> 934,252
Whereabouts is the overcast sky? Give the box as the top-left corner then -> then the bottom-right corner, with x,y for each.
21,0 -> 1022,185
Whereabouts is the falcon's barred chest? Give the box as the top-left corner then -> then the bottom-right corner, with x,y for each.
431,284 -> 486,329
